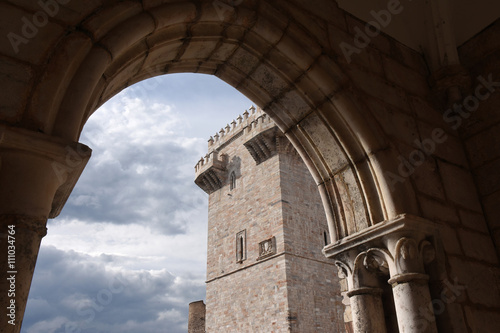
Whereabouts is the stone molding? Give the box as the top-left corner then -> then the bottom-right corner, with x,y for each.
323,214 -> 436,258
325,214 -> 438,288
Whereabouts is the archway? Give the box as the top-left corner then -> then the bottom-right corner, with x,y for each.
36,1 -> 418,238
0,1 -> 422,331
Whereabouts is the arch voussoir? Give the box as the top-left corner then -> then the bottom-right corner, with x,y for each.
53,46 -> 112,140
28,31 -> 93,134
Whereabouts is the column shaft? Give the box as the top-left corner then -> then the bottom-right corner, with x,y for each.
0,215 -> 47,332
348,287 -> 387,333
390,274 -> 438,333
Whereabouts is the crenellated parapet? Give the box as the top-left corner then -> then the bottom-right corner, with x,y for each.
194,105 -> 278,194
194,151 -> 228,194
206,105 -> 275,153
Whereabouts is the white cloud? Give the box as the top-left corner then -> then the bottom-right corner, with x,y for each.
43,219 -> 207,273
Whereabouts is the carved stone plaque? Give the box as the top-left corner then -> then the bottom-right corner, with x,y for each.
258,237 -> 276,260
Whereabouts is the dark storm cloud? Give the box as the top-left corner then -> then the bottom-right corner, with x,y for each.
23,246 -> 205,333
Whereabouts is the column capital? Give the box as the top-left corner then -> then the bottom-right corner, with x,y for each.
326,215 -> 440,333
0,124 -> 91,218
326,214 -> 438,286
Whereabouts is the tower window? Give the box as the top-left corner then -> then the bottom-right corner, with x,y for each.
324,231 -> 329,246
230,171 -> 237,190
236,230 -> 246,263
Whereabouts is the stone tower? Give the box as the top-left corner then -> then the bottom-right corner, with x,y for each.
194,107 -> 345,332
188,301 -> 206,333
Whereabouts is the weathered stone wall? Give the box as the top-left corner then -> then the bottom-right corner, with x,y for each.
204,112 -> 343,332
284,256 -> 345,332
454,19 -> 500,331
206,257 -> 290,332
279,143 -> 345,332
205,115 -> 291,332
459,19 -> 500,256
331,12 -> 500,332
206,113 -> 284,284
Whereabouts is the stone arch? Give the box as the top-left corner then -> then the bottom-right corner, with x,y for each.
7,1 -> 418,241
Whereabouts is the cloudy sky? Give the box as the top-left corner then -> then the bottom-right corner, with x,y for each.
22,74 -> 253,333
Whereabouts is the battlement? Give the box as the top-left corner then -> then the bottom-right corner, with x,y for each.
206,105 -> 274,153
194,105 -> 277,194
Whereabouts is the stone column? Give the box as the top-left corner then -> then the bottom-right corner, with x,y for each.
0,125 -> 90,332
347,287 -> 386,333
0,215 -> 47,330
387,238 -> 438,333
336,253 -> 388,333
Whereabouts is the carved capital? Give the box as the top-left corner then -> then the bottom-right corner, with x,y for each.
324,214 -> 438,289
335,260 -> 351,280
393,237 -> 436,275
364,248 -> 391,275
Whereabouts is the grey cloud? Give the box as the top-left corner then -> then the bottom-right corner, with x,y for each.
60,122 -> 208,235
24,246 -> 205,333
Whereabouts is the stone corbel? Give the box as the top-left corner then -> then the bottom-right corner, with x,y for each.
194,151 -> 228,194
243,127 -> 277,165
